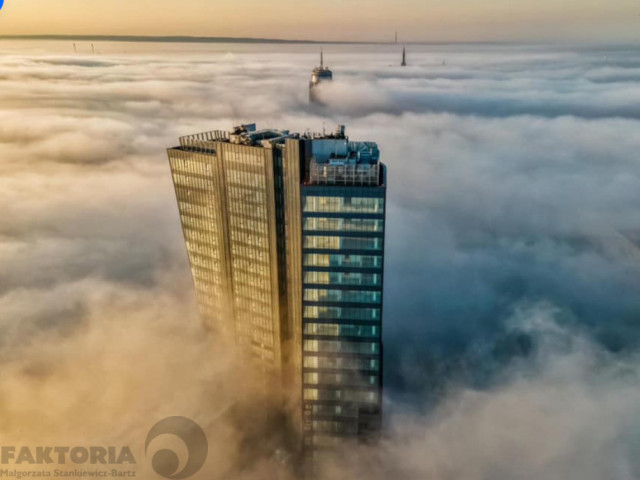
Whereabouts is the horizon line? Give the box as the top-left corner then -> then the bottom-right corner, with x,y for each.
0,34 -> 553,46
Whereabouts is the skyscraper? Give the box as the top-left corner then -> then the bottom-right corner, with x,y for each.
309,50 -> 333,105
167,124 -> 387,461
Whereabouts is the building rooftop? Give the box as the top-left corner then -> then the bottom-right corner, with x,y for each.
173,124 -> 382,186
176,124 -> 372,151
307,135 -> 381,186
310,50 -> 333,85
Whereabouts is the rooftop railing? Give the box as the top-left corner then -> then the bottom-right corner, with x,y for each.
309,160 -> 380,186
178,130 -> 229,152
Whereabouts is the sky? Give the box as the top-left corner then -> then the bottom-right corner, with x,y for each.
0,40 -> 639,478
1,0 -> 640,43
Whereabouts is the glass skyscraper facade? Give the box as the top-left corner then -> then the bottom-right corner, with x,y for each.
300,187 -> 385,452
167,124 -> 386,460
167,129 -> 291,383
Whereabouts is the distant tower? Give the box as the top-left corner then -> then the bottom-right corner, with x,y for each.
309,49 -> 333,105
401,46 -> 407,67
395,31 -> 398,44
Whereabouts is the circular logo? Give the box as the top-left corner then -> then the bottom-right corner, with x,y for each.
145,417 -> 208,479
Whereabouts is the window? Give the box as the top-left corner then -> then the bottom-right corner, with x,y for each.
312,420 -> 357,434
303,306 -> 380,321
304,289 -> 382,304
304,372 -> 378,387
304,373 -> 319,384
304,388 -> 318,400
303,236 -> 382,251
304,271 -> 381,287
303,218 -> 383,232
303,340 -> 380,354
303,196 -> 384,214
304,254 -> 383,268
303,356 -> 380,371
303,389 -> 378,403
304,323 -> 379,338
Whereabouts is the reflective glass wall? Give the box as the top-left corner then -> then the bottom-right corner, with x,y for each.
168,141 -> 285,382
168,149 -> 232,333
301,186 -> 386,452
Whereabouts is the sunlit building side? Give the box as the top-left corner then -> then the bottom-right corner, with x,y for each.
167,126 -> 292,385
289,128 -> 386,461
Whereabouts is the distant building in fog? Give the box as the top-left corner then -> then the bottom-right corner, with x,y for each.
309,50 -> 333,105
167,123 -> 387,466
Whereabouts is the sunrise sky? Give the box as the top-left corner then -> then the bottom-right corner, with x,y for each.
0,0 -> 639,43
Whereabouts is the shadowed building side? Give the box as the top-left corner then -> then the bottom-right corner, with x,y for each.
286,128 -> 386,465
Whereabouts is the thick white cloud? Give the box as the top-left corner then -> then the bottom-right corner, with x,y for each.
0,41 -> 639,478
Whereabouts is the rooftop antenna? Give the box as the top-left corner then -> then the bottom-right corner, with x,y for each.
401,46 -> 407,67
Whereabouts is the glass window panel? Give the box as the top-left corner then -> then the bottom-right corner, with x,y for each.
303,218 -> 383,232
304,289 -> 382,304
304,389 -> 378,403
303,356 -> 380,371
311,404 -> 357,416
304,323 -> 379,338
304,372 -> 378,387
303,236 -> 382,251
304,254 -> 383,268
303,196 -> 384,214
304,271 -> 381,286
304,372 -> 319,384
303,306 -> 380,321
304,388 -> 319,400
312,420 -> 357,434
303,340 -> 380,354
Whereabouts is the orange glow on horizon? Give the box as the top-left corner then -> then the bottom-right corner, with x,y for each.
0,0 -> 638,43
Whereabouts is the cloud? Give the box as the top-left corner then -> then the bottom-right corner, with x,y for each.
0,41 -> 639,478
0,275 -> 293,479
319,306 -> 640,480
379,308 -> 640,480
